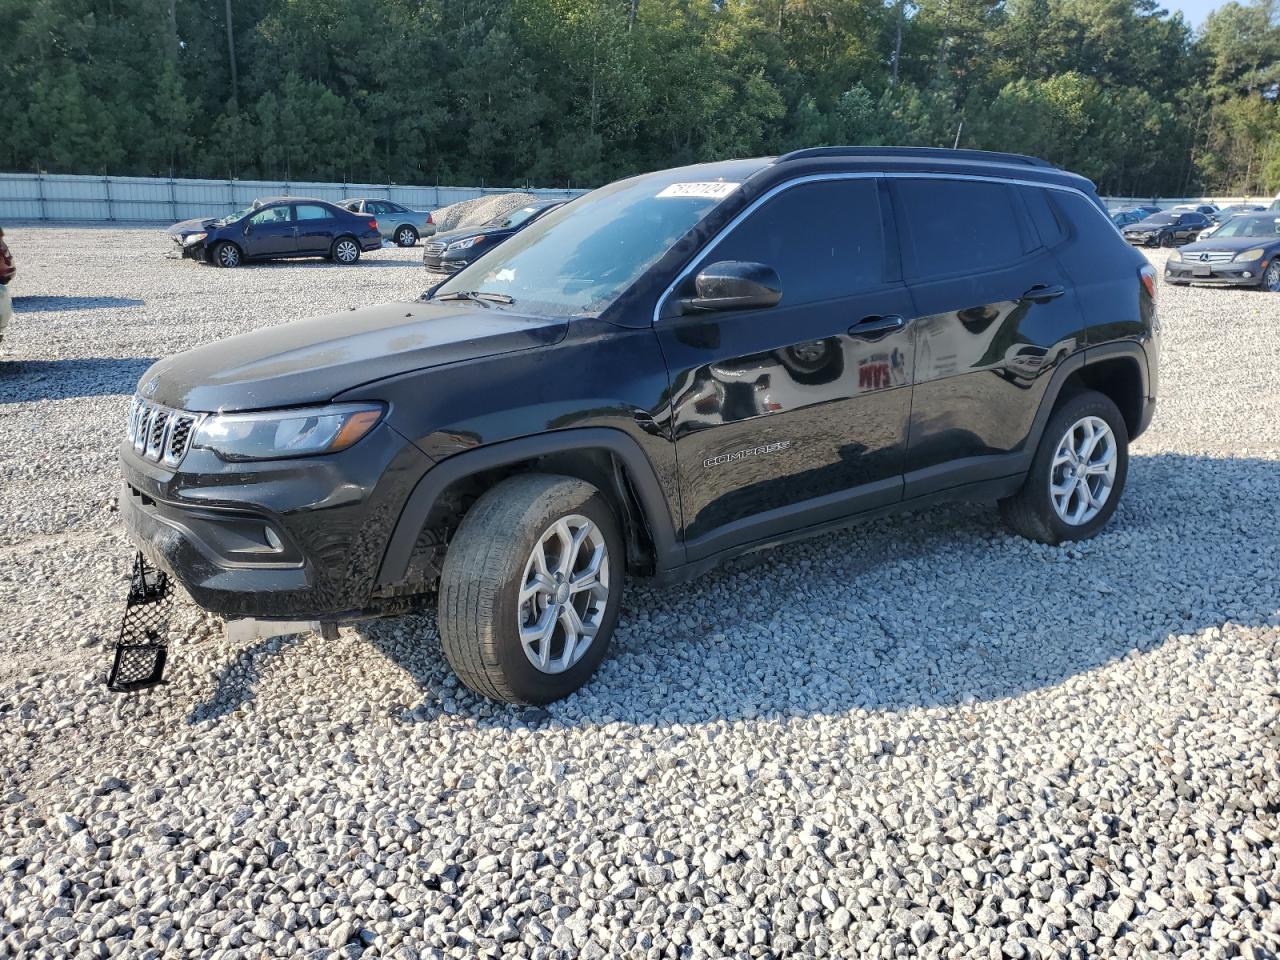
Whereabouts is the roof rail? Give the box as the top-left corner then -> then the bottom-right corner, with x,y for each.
775,146 -> 1054,168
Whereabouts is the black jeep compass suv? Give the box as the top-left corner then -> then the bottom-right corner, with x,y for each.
120,147 -> 1159,704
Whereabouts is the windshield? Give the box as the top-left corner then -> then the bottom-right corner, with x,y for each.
216,205 -> 255,226
1212,216 -> 1280,238
1143,214 -> 1178,225
435,173 -> 741,317
491,205 -> 545,229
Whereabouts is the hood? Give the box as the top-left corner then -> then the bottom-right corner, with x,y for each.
136,300 -> 567,412
431,223 -> 516,245
1125,219 -> 1174,231
166,217 -> 217,237
1180,236 -> 1280,254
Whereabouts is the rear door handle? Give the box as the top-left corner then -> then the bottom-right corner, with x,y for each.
848,314 -> 905,339
1021,284 -> 1065,302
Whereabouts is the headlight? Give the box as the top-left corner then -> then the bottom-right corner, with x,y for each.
446,236 -> 484,252
183,232 -> 207,245
191,403 -> 384,461
1234,248 -> 1266,262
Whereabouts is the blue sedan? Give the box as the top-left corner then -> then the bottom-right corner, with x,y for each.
166,198 -> 383,267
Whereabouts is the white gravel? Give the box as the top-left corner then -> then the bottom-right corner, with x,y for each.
0,229 -> 1277,960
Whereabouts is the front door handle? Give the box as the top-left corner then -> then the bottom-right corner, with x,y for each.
848,314 -> 905,339
1021,283 -> 1065,303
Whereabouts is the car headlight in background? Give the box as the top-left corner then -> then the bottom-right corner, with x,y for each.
446,236 -> 483,252
183,232 -> 207,246
192,403 -> 384,461
1234,248 -> 1266,262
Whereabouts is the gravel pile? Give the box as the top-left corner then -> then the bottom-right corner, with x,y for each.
0,230 -> 1277,960
430,193 -> 539,232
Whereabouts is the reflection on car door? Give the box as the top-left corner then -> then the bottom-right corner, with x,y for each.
891,177 -> 1085,498
656,176 -> 914,558
243,206 -> 297,258
294,204 -> 337,254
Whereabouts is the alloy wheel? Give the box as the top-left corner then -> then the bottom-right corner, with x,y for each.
219,245 -> 240,267
517,514 -> 609,674
396,227 -> 415,246
1266,262 -> 1280,292
1049,415 -> 1117,525
336,240 -> 359,263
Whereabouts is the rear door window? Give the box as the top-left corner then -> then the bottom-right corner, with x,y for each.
892,178 -> 1029,280
295,204 -> 332,221
705,178 -> 887,305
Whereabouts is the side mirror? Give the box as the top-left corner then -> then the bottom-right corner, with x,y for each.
681,261 -> 782,314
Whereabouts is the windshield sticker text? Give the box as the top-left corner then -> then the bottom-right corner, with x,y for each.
657,182 -> 740,200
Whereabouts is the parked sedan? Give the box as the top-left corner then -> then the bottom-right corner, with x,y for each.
342,199 -> 436,247
168,199 -> 382,268
0,225 -> 14,346
1121,211 -> 1210,247
1165,213 -> 1280,290
422,199 -> 567,273
1110,209 -> 1147,228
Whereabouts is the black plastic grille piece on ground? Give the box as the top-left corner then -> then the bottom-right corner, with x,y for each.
106,552 -> 173,692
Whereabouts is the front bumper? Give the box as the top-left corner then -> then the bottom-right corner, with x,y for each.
118,422 -> 433,619
1164,259 -> 1263,286
1125,233 -> 1158,246
422,254 -> 468,273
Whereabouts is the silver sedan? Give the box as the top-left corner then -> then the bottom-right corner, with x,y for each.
341,199 -> 437,247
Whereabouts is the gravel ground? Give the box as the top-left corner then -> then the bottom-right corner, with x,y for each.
0,227 -> 1277,960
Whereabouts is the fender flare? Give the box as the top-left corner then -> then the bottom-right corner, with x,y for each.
1025,341 -> 1149,454
375,427 -> 682,588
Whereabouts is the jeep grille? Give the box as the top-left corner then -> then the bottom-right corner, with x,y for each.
126,396 -> 201,467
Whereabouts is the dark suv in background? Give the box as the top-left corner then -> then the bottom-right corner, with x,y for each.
121,147 -> 1158,703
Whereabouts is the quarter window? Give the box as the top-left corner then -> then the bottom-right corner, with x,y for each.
893,178 -> 1027,279
706,179 -> 886,305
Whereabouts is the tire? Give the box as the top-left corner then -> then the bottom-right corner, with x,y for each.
212,241 -> 242,268
437,474 -> 624,704
998,389 -> 1129,545
331,236 -> 361,264
394,224 -> 418,247
1159,233 -> 1175,248
1263,260 -> 1280,292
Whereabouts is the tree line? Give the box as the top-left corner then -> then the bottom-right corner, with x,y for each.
2,0 -> 1279,197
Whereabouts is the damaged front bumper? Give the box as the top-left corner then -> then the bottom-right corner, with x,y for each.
118,422 -> 433,621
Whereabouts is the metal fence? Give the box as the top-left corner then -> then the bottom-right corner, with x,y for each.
0,173 -> 587,223
1102,195 -> 1274,209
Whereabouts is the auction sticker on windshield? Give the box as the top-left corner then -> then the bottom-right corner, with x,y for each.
657,182 -> 740,199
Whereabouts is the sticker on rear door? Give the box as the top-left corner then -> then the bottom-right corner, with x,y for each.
657,182 -> 740,199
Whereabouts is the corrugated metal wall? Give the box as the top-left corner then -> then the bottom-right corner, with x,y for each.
0,173 -> 586,223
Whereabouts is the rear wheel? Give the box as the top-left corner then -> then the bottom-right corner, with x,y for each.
331,236 -> 361,264
394,225 -> 418,247
212,242 -> 241,268
437,474 -> 624,704
999,389 -> 1129,545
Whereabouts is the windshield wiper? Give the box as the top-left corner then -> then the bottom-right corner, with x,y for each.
434,290 -> 515,307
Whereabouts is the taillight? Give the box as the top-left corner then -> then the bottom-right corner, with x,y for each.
368,219 -> 378,232
426,212 -> 434,224
1139,264 -> 1156,300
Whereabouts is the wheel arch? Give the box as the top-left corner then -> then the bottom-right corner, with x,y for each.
374,428 -> 682,596
1028,342 -> 1149,452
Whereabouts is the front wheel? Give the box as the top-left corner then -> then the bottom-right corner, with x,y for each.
999,389 -> 1129,545
212,242 -> 241,268
331,236 -> 361,264
394,225 -> 418,247
1262,261 -> 1280,292
437,474 -> 624,704
1159,233 -> 1175,248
